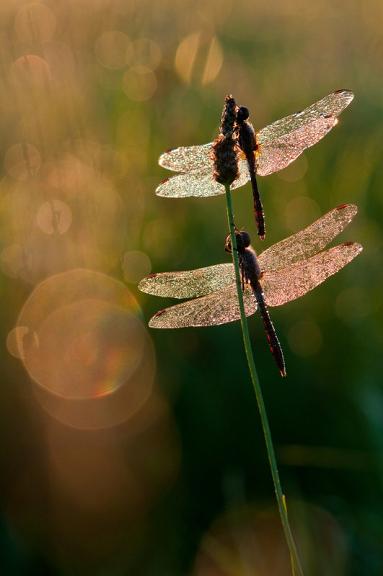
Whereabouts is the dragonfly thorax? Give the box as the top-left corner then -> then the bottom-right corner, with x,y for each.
242,245 -> 262,282
225,231 -> 262,281
236,110 -> 257,154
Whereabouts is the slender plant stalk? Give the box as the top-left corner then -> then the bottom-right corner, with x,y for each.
283,495 -> 297,576
224,182 -> 304,576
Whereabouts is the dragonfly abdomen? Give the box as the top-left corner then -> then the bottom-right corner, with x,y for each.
237,118 -> 266,239
249,167 -> 266,240
252,282 -> 286,377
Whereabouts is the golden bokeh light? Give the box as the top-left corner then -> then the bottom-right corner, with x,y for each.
132,38 -> 162,70
10,54 -> 51,90
193,502 -> 347,576
201,37 -> 224,86
0,155 -> 126,284
175,32 -> 200,84
94,30 -> 133,69
32,333 -> 155,429
175,33 -> 223,85
35,199 -> 72,235
6,325 -> 38,360
24,299 -> 146,399
9,269 -> 149,399
122,65 -> 157,101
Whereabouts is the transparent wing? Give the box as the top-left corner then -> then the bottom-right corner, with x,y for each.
257,90 -> 354,145
262,242 -> 363,307
159,143 -> 214,173
158,91 -> 353,181
139,263 -> 234,299
156,172 -> 224,198
258,204 -> 358,272
148,284 -> 257,328
256,115 -> 335,176
156,158 -> 250,198
256,90 -> 354,176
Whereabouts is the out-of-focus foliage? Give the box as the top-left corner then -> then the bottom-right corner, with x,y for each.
0,0 -> 382,575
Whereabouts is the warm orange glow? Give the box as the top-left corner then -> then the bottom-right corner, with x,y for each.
10,269 -> 147,392
94,30 -> 132,69
175,32 -> 201,84
14,3 -> 56,44
201,37 -> 224,86
122,65 -> 157,101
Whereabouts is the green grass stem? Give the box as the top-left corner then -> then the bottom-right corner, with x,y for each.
224,182 -> 304,576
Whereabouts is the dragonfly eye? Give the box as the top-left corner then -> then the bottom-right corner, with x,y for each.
237,106 -> 250,122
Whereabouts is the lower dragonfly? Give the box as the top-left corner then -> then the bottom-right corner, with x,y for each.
139,204 -> 362,376
157,90 -> 354,239
224,228 -> 286,375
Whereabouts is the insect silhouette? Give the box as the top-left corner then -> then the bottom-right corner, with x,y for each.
139,204 -> 362,376
157,89 -> 354,239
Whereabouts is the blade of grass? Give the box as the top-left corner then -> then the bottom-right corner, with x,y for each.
224,182 -> 304,576
283,494 -> 297,576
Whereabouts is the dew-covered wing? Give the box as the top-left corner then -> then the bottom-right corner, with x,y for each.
159,143 -> 214,173
256,90 -> 354,177
139,263 -> 235,299
256,115 -> 335,176
148,284 -> 257,328
262,242 -> 363,307
258,204 -> 358,272
156,158 -> 250,198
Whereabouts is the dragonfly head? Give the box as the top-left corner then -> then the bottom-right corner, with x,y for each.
225,230 -> 251,253
237,106 -> 250,123
238,230 -> 251,248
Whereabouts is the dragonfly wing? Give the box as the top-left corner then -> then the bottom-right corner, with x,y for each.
159,143 -> 214,173
149,284 -> 257,328
256,89 -> 354,176
257,115 -> 336,176
139,263 -> 235,299
156,160 -> 250,198
258,204 -> 358,272
257,90 -> 354,146
156,172 -> 224,197
262,242 -> 363,307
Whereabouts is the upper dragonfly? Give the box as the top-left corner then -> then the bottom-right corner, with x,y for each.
139,204 -> 362,377
157,89 -> 354,239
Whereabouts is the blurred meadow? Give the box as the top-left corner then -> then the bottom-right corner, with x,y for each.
0,0 -> 382,574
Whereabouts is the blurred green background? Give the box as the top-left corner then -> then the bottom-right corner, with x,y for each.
0,0 -> 382,574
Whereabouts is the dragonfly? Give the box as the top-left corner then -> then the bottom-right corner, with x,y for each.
139,204 -> 362,377
156,89 -> 354,239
